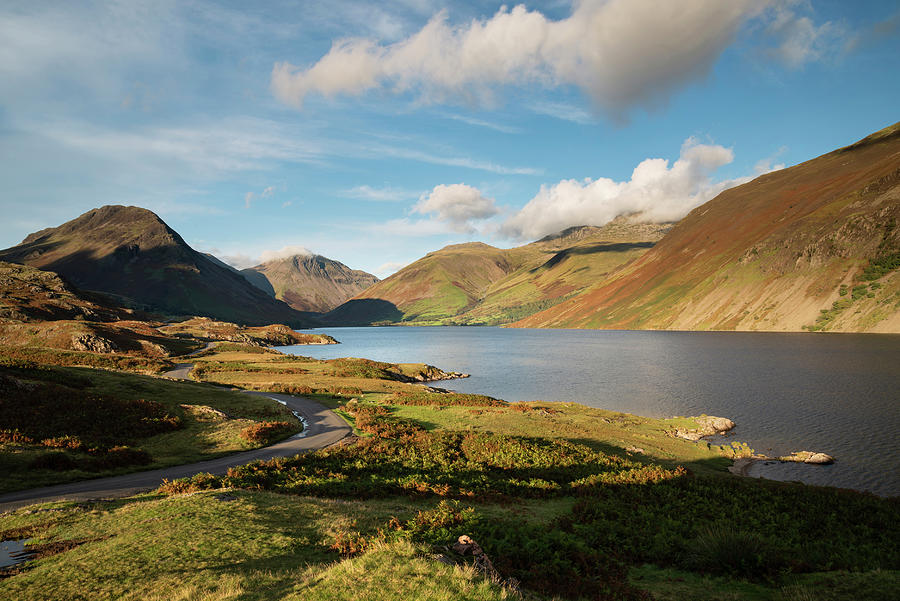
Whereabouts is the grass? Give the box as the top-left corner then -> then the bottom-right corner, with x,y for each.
0,491 -> 513,601
0,359 -> 301,492
3,345 -> 898,600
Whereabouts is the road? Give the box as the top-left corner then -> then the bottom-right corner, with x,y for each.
0,357 -> 351,512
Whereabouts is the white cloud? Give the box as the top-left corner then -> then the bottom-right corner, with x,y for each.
244,185 -> 277,208
217,244 -> 316,269
375,260 -> 409,278
260,245 -> 314,263
366,144 -> 542,175
342,185 -> 418,202
528,100 -> 598,125
501,137 -> 766,241
219,252 -> 257,270
413,184 -> 499,233
25,117 -> 329,180
442,113 -> 522,134
765,4 -> 844,67
272,0 -> 768,118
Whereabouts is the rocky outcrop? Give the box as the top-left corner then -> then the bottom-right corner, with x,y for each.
729,451 -> 835,477
778,451 -> 835,465
406,365 -> 470,382
159,318 -> 338,347
673,416 -> 735,441
70,334 -> 118,353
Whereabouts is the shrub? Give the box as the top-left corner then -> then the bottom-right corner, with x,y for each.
389,389 -> 506,407
392,500 -> 478,543
157,472 -> 222,495
29,451 -> 78,471
239,421 -> 297,444
85,446 -> 152,470
0,428 -> 33,444
325,358 -> 404,380
41,436 -> 84,450
682,524 -> 785,580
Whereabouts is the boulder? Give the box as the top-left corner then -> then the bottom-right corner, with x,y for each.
673,415 -> 735,440
70,334 -> 118,353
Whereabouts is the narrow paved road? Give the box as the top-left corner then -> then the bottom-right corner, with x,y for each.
0,356 -> 351,512
162,341 -> 215,379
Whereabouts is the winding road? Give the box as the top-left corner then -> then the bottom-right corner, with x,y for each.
0,355 -> 351,513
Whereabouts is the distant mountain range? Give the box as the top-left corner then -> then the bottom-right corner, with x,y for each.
328,122 -> 900,333
325,218 -> 672,326
0,206 -> 310,327
241,254 -> 379,313
2,122 -> 896,333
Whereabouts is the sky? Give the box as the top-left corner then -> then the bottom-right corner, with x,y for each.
1,0 -> 898,278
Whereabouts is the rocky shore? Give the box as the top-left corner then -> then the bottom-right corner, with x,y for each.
403,365 -> 470,383
671,416 -> 835,477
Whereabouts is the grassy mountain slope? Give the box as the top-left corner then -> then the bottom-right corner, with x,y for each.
513,122 -> 900,332
241,254 -> 379,313
0,206 -> 309,327
326,220 -> 669,326
455,222 -> 669,325
0,261 -> 132,323
326,219 -> 670,325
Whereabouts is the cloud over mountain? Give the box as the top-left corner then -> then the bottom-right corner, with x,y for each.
500,137 -> 756,241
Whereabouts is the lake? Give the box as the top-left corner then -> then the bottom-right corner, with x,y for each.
278,327 -> 900,497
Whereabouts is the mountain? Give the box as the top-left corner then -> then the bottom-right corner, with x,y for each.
0,205 -> 310,327
512,122 -> 900,332
241,254 -> 379,313
325,218 -> 671,326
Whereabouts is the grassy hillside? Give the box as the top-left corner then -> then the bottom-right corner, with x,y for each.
327,220 -> 670,326
0,206 -> 309,327
242,254 -> 379,313
0,357 -> 301,492
2,344 -> 897,600
514,122 -> 900,332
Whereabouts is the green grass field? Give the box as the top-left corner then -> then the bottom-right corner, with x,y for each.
2,344 -> 897,600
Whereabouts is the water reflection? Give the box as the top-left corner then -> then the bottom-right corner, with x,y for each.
0,539 -> 32,569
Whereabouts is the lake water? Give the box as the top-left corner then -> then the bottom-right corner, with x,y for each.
278,327 -> 900,497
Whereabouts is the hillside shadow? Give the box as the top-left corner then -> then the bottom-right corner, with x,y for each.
240,269 -> 276,297
568,436 -> 734,476
323,299 -> 403,326
0,239 -> 66,263
534,242 -> 655,272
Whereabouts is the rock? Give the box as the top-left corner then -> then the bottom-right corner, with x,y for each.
673,416 -> 735,440
804,452 -> 835,465
70,334 -> 118,353
777,451 -> 835,464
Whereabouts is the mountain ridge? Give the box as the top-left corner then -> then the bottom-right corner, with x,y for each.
511,121 -> 900,332
241,254 -> 379,313
326,218 -> 671,326
0,205 -> 310,327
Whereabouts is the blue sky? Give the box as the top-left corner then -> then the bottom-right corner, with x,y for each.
1,1 -> 898,277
